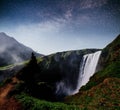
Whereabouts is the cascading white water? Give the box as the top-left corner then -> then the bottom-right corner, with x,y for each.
56,51 -> 101,96
74,51 -> 101,94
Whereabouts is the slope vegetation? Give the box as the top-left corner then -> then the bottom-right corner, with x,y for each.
65,35 -> 120,109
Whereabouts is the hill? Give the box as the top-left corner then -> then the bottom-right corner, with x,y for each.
0,34 -> 120,109
0,32 -> 42,66
0,49 -> 99,109
16,49 -> 99,100
64,35 -> 120,109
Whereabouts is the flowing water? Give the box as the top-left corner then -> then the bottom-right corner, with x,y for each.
74,51 -> 101,94
56,51 -> 101,96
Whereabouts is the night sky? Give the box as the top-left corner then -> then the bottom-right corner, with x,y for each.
0,0 -> 120,54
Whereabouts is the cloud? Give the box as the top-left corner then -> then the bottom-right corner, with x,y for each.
80,0 -> 108,9
4,19 -> 70,54
64,9 -> 73,20
11,19 -> 66,39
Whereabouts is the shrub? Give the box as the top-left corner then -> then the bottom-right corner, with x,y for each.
16,93 -> 80,110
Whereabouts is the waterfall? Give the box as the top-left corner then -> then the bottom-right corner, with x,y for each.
56,51 -> 101,96
74,51 -> 101,94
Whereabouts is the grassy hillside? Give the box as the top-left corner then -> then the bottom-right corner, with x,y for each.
80,34 -> 120,91
0,61 -> 29,71
65,78 -> 120,110
0,49 -> 99,109
0,49 -> 97,109
0,61 -> 29,83
64,35 -> 120,109
0,34 -> 119,109
16,93 -> 80,110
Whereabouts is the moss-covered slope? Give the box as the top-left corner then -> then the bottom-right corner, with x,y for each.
81,34 -> 120,91
65,35 -> 120,109
65,78 -> 120,110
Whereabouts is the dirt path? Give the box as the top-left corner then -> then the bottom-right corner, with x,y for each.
0,77 -> 22,109
0,83 -> 14,105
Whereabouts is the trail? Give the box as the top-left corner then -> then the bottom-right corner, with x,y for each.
0,77 -> 22,110
0,83 -> 14,105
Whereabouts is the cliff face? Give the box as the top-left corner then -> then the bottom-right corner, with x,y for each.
37,49 -> 99,83
38,49 -> 100,96
16,49 -> 99,100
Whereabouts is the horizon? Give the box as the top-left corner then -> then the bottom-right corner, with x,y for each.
0,31 -> 117,55
0,0 -> 120,55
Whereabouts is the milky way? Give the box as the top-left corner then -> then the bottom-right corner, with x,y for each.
0,0 -> 120,54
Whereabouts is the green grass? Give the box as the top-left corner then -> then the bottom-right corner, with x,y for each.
0,64 -> 15,70
36,57 -> 44,63
81,61 -> 120,91
0,60 -> 29,70
16,93 -> 81,110
65,77 -> 120,110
